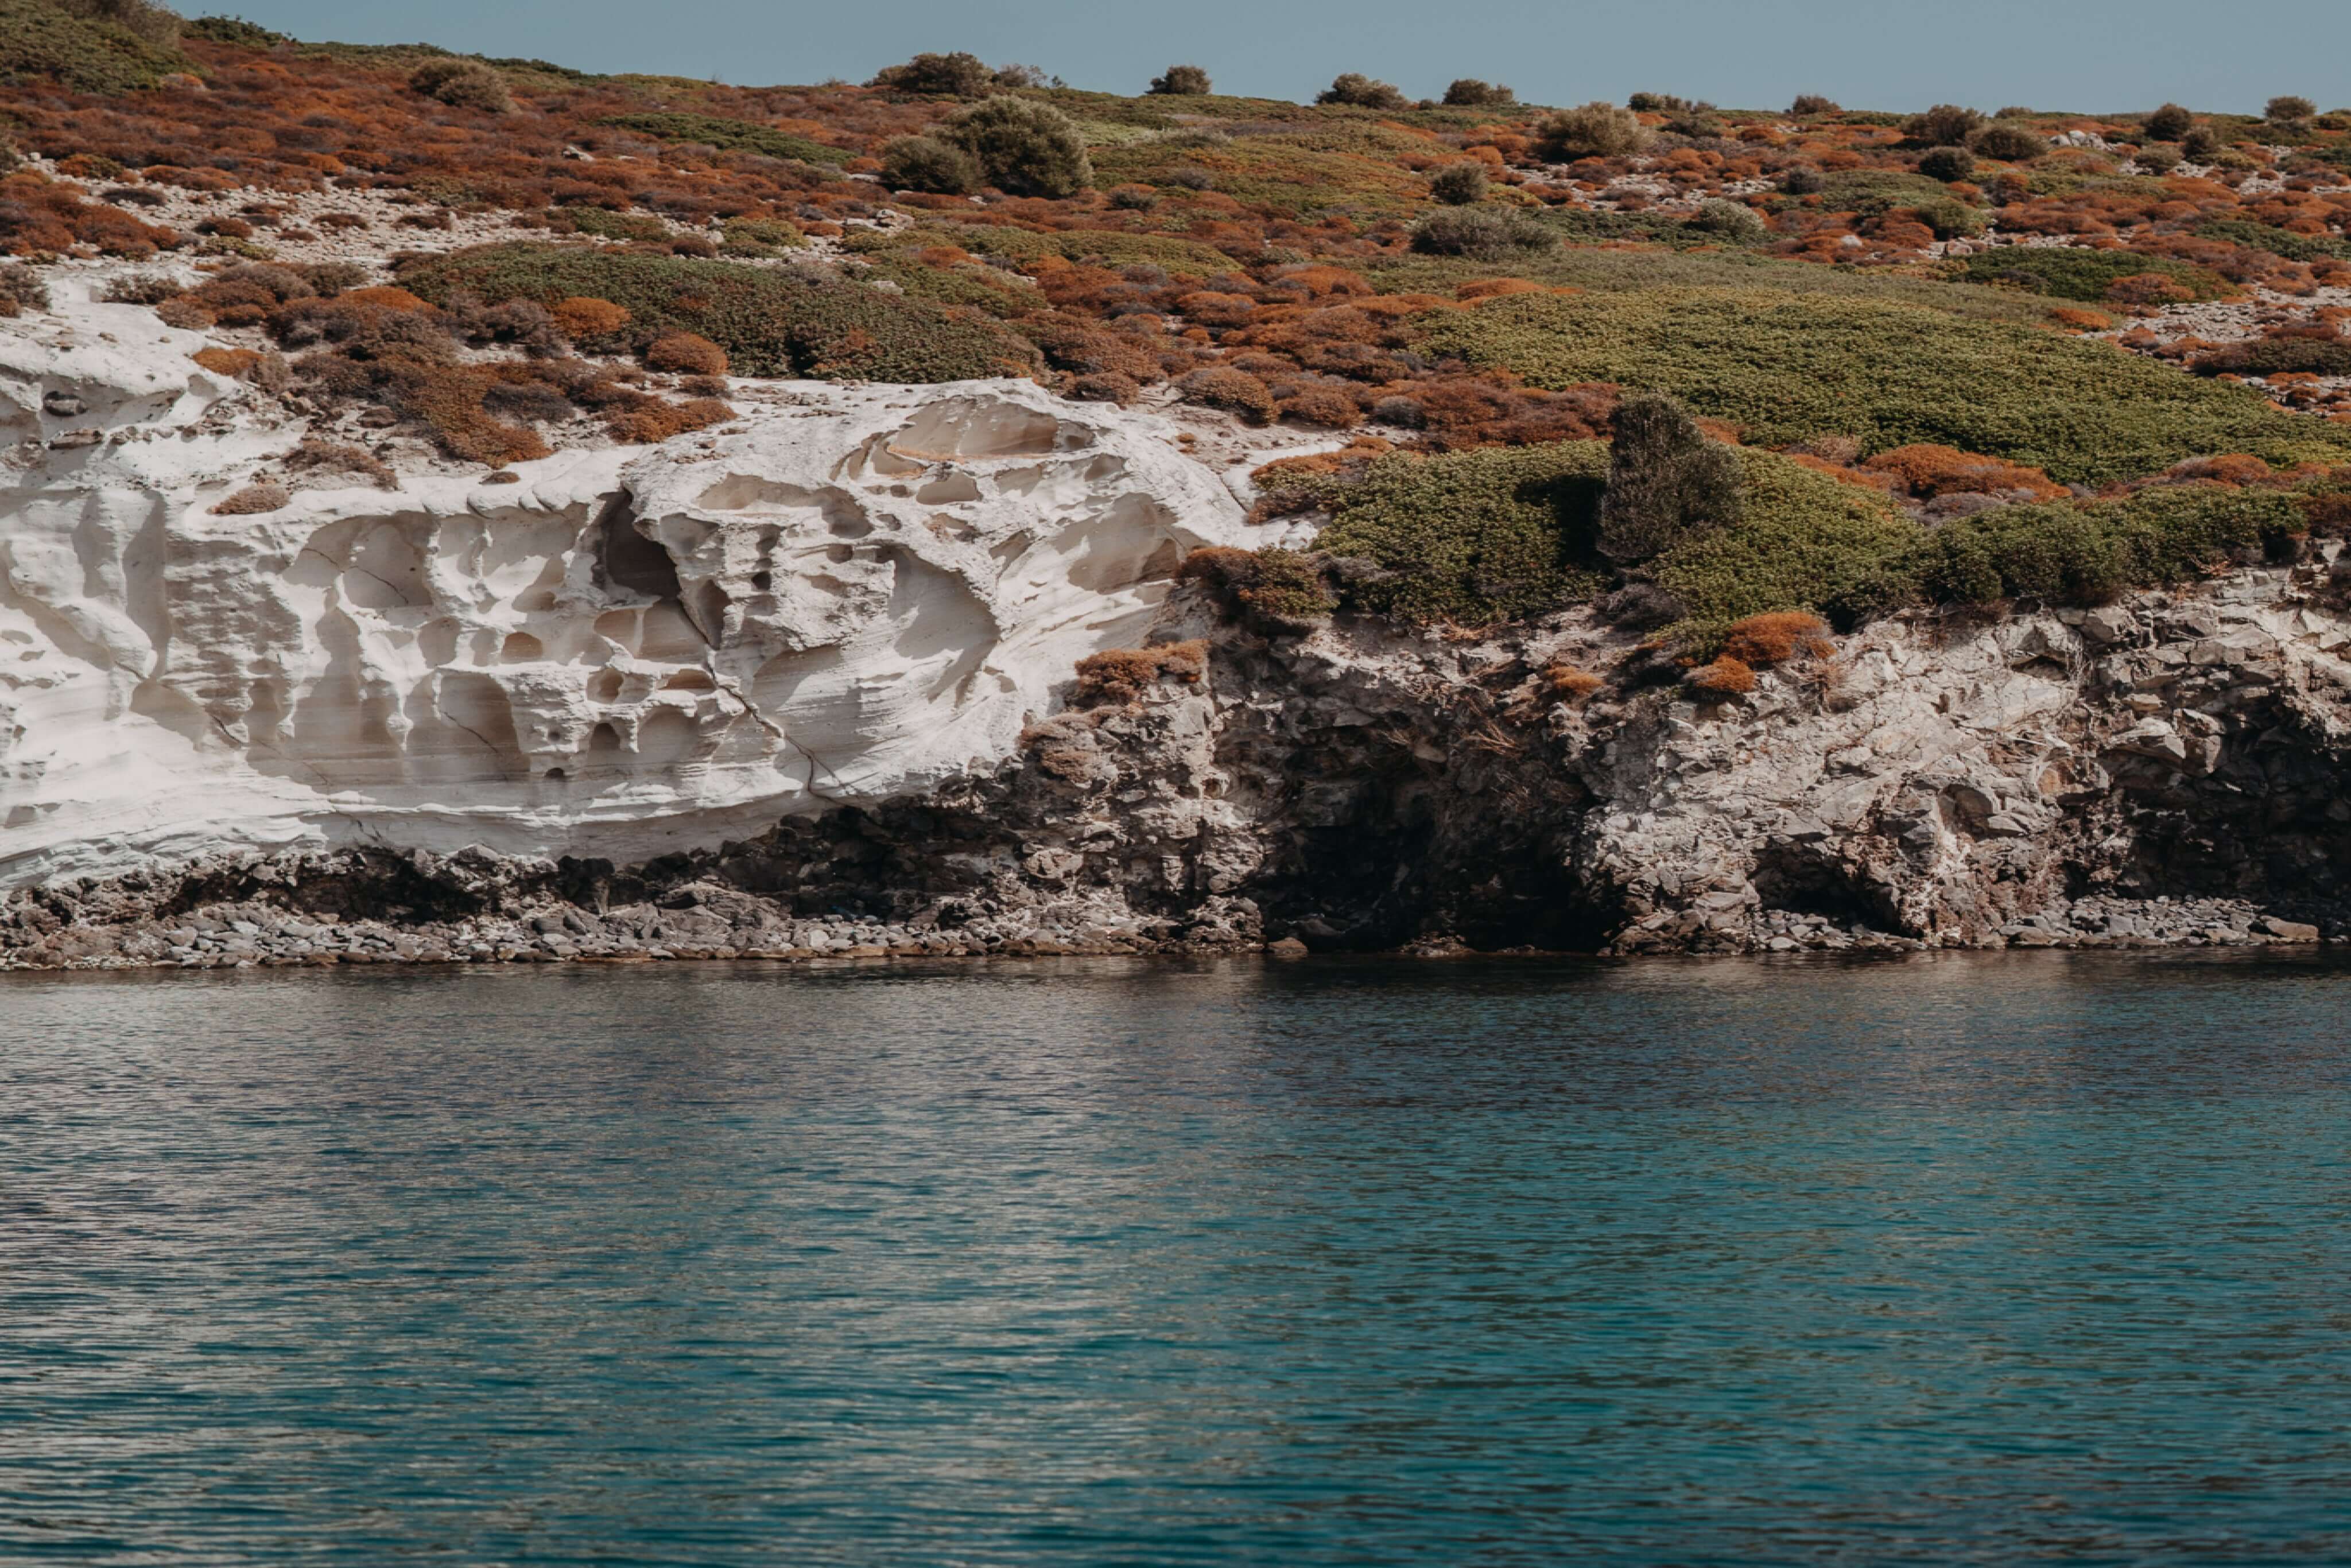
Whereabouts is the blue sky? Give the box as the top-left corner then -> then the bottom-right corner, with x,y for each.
217,0 -> 2346,115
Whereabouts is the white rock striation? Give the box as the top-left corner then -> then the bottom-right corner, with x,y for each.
0,273 -> 1264,887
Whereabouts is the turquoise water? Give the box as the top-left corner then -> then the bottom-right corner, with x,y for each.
6,953 -> 2351,1565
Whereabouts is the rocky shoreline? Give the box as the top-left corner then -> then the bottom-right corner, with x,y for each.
10,541 -> 2351,975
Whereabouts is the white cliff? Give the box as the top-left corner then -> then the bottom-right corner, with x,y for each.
0,271 -> 1267,887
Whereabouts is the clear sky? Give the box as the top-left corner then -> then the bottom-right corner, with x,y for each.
215,0 -> 2345,117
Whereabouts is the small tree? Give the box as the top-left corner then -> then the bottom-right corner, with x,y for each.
868,52 -> 995,98
1597,393 -> 1744,564
1905,103 -> 1984,146
1968,121 -> 2044,161
1534,102 -> 1649,161
1789,94 -> 1840,116
1429,163 -> 1489,205
1442,79 -> 1515,107
1149,64 -> 1212,95
1627,91 -> 1687,112
880,135 -> 981,195
936,96 -> 1093,198
1918,145 -> 1976,183
1318,73 -> 1408,110
2265,95 -> 2317,123
2144,102 -> 2193,142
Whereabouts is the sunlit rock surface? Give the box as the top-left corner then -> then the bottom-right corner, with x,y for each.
0,275 -> 1257,887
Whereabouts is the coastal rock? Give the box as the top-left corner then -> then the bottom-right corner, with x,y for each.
0,274 -> 1263,888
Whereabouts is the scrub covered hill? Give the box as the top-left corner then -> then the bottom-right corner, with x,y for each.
5,0 -> 2349,648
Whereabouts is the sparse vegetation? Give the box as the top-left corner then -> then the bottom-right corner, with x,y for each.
398,244 -> 1042,382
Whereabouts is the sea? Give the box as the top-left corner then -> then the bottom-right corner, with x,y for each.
7,952 -> 2351,1565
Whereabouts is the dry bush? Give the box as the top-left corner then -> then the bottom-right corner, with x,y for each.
1071,639 -> 1209,704
1535,103 -> 1648,161
1718,611 -> 1833,667
550,296 -> 630,339
1541,662 -> 1604,699
285,437 -> 397,488
645,332 -> 728,375
210,480 -> 290,515
1178,366 -> 1277,425
1687,656 -> 1758,697
1861,444 -> 2066,500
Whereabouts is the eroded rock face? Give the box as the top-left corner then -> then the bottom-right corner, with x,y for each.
0,276 -> 1256,887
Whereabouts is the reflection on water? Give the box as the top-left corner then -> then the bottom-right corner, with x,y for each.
6,952 -> 2351,1564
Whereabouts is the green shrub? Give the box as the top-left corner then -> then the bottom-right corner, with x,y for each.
1409,207 -> 1557,259
1597,393 -> 1744,563
1413,285 -> 2351,484
2144,102 -> 2194,142
880,134 -> 981,195
936,96 -> 1093,198
1957,247 -> 2225,302
1317,72 -> 1407,110
1818,168 -> 1958,219
1872,486 -> 2304,611
1684,197 -> 1764,242
2265,95 -> 2317,124
1147,63 -> 1210,95
1312,441 -> 1611,623
1911,199 -> 1985,239
2136,143 -> 2182,173
718,216 -> 804,257
1968,121 -> 2046,161
408,56 -> 510,112
397,244 -> 1043,382
868,51 -> 995,98
555,204 -> 669,242
598,112 -> 840,166
1443,79 -> 1514,107
0,0 -> 193,92
1650,448 -> 1917,636
1535,102 -> 1648,161
1429,162 -> 1489,205
2192,337 -> 2351,378
1918,145 -> 1976,182
1789,94 -> 1840,116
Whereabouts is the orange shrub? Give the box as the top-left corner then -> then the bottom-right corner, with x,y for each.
1719,612 -> 1833,667
191,347 -> 262,378
1861,444 -> 2066,500
549,296 -> 631,338
1688,655 -> 1758,696
645,332 -> 728,375
2169,454 -> 2274,484
2048,306 -> 2115,332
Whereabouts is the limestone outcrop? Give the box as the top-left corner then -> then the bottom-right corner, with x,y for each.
0,271 -> 1259,888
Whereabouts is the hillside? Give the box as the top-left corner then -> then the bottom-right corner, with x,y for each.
5,0 -> 2351,964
